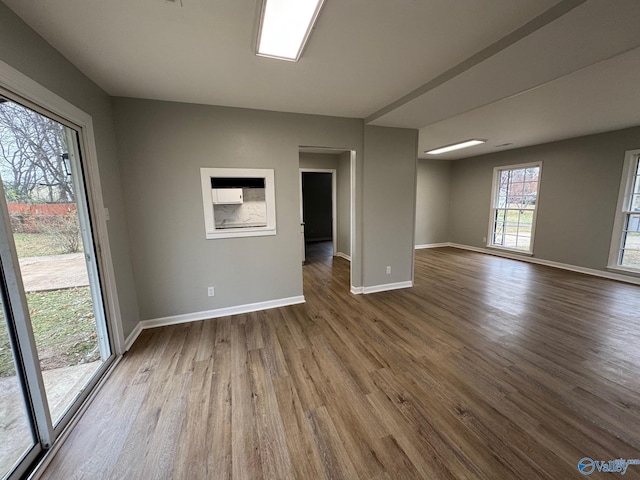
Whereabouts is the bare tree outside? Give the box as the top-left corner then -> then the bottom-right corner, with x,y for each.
0,100 -> 73,203
492,166 -> 540,250
0,98 -> 104,477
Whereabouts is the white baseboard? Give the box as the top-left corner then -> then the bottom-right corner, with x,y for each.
415,243 -> 450,249
335,252 -> 351,261
449,243 -> 640,286
363,280 -> 413,294
124,322 -> 143,351
138,295 -> 306,330
126,243 -> 640,348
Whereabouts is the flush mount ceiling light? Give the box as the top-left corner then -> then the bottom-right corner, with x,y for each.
425,139 -> 487,155
256,0 -> 325,62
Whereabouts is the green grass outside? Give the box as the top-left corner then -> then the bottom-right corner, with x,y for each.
621,250 -> 640,268
13,233 -> 78,257
493,209 -> 533,250
494,209 -> 534,234
0,287 -> 97,378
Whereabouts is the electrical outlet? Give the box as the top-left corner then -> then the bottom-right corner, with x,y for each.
386,266 -> 391,275
483,237 -> 487,243
207,286 -> 215,297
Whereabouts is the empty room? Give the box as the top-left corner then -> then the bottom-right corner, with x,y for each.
1,0 -> 640,478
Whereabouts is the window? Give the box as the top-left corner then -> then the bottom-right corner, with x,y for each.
608,150 -> 640,271
488,162 -> 542,253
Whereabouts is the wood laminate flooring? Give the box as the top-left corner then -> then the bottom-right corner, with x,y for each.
41,246 -> 640,479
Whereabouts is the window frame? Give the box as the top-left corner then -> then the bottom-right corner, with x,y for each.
487,161 -> 542,255
607,149 -> 640,273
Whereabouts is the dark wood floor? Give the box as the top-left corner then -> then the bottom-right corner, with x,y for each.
41,246 -> 640,479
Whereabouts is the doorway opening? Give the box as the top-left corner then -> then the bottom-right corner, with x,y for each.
298,147 -> 354,290
300,169 -> 336,262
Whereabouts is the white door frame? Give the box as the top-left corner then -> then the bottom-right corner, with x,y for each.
349,149 -> 356,290
0,59 -> 125,355
299,168 -> 337,255
298,148 -> 356,292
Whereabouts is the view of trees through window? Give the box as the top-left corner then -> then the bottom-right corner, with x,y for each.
490,164 -> 541,252
0,100 -> 74,203
620,158 -> 640,268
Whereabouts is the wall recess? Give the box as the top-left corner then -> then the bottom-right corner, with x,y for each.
200,167 -> 276,239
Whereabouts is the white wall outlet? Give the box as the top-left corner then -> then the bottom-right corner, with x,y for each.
386,266 -> 391,275
483,236 -> 487,243
207,286 -> 215,297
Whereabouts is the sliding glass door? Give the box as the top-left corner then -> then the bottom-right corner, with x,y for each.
0,95 -> 113,479
0,293 -> 39,479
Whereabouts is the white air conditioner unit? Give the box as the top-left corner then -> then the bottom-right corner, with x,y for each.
211,188 -> 243,205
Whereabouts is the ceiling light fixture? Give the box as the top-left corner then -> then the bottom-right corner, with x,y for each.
256,0 -> 325,62
425,139 -> 487,155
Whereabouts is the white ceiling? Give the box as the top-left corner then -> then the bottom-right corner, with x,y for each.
4,0 -> 640,160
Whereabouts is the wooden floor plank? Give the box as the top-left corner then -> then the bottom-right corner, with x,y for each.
230,323 -> 263,480
272,375 -> 328,480
39,244 -> 640,479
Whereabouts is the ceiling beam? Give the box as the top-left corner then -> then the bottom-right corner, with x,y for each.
364,0 -> 588,125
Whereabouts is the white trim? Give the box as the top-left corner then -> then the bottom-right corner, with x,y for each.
485,244 -> 534,256
124,322 -> 143,351
350,286 -> 364,295
363,281 -> 413,294
608,149 -> 640,269
0,59 -> 126,355
449,243 -> 640,286
336,252 -> 351,261
411,152 -> 417,287
607,265 -> 640,277
415,243 -> 449,249
139,296 -> 305,329
350,150 -> 357,293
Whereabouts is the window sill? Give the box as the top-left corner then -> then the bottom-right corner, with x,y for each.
486,245 -> 534,256
606,265 -> 640,277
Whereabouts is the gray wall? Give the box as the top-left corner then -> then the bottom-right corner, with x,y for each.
113,98 -> 367,320
415,159 -> 451,246
0,2 -> 140,338
299,152 -> 351,256
299,153 -> 339,170
363,125 -> 418,287
338,151 -> 351,257
450,127 -> 640,272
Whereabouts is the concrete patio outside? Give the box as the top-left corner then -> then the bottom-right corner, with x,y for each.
1,253 -> 97,476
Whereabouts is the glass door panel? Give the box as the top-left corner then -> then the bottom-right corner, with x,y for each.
0,99 -> 110,424
0,94 -> 113,479
0,303 -> 37,479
